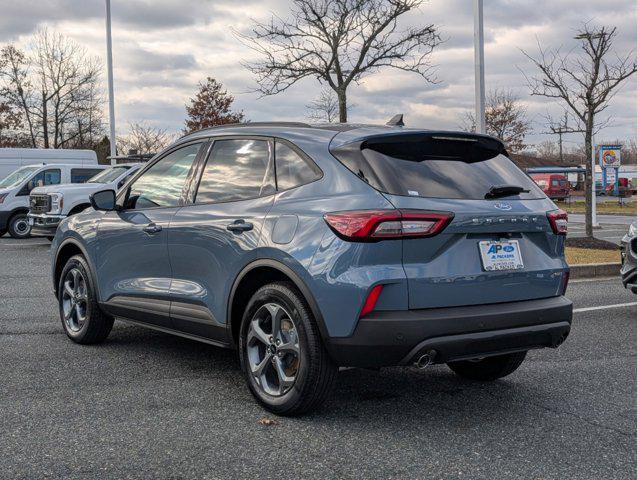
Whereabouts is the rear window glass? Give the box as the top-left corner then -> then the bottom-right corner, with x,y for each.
333,136 -> 544,200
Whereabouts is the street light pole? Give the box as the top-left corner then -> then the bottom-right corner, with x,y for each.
473,0 -> 486,134
105,0 -> 117,165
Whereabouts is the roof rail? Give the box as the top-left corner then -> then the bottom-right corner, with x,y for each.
186,121 -> 313,136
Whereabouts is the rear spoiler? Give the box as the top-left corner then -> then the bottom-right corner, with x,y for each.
332,132 -> 508,163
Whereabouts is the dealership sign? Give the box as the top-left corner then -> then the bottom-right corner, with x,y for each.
600,145 -> 621,167
599,145 -> 622,194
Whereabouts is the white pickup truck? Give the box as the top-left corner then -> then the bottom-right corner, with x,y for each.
28,164 -> 141,238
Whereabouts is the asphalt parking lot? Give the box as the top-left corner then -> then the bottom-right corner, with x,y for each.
1,237 -> 635,479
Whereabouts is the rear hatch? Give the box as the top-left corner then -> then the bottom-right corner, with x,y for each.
332,132 -> 567,310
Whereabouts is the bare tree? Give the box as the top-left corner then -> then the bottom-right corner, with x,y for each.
238,0 -> 442,123
0,45 -> 37,146
0,29 -> 104,149
306,89 -> 339,122
118,122 -> 174,155
462,89 -> 532,153
523,24 -> 637,237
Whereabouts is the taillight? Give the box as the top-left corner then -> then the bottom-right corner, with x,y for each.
323,209 -> 454,241
547,209 -> 568,235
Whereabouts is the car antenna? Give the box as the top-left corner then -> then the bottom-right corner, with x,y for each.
386,114 -> 405,127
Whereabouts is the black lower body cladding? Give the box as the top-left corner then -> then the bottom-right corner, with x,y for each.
326,296 -> 573,368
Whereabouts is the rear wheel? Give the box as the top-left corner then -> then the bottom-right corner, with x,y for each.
58,254 -> 113,344
447,351 -> 527,381
8,213 -> 30,239
239,282 -> 338,416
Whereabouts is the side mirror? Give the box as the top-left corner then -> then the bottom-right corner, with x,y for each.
90,189 -> 117,211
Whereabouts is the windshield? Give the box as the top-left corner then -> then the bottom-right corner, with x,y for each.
333,135 -> 545,200
88,166 -> 129,184
0,166 -> 41,189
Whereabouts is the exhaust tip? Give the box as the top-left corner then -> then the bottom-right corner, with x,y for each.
414,350 -> 437,369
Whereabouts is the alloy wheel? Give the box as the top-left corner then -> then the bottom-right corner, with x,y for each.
61,268 -> 88,332
13,216 -> 30,237
246,302 -> 300,396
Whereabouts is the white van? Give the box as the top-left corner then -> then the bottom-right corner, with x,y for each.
0,148 -> 98,180
0,163 -> 107,239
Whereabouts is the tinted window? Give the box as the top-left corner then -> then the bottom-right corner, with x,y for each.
196,139 -> 274,203
125,144 -> 201,209
333,136 -> 543,200
275,142 -> 321,190
71,168 -> 103,183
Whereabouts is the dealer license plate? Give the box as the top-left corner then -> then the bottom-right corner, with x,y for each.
478,240 -> 524,271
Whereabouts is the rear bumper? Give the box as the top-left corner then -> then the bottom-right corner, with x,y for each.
326,296 -> 573,368
27,213 -> 64,237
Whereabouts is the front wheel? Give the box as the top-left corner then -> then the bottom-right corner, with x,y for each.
239,282 -> 338,416
8,213 -> 31,239
447,351 -> 527,381
58,254 -> 113,344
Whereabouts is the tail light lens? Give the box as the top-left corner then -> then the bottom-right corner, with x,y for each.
324,209 -> 454,241
547,209 -> 568,235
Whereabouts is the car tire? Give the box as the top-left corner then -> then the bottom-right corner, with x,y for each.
8,213 -> 31,239
447,351 -> 527,381
58,254 -> 113,344
239,282 -> 338,416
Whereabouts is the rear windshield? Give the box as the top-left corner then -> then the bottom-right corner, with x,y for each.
333,135 -> 544,200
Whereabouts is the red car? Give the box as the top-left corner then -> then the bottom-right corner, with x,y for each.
530,174 -> 570,200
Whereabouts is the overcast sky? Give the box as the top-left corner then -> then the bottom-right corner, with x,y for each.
1,0 -> 636,149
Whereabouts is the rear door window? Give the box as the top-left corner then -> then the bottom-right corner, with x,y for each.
71,168 -> 104,183
195,139 -> 275,203
332,135 -> 544,200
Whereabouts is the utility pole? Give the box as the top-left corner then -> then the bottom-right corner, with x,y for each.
105,0 -> 117,165
473,0 -> 486,134
545,111 -> 571,163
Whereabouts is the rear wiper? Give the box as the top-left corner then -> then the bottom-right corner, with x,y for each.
485,184 -> 529,199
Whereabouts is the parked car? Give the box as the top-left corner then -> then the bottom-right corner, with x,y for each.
28,164 -> 142,238
0,148 -> 98,180
0,163 -> 106,238
620,220 -> 637,293
50,122 -> 572,415
530,173 -> 570,200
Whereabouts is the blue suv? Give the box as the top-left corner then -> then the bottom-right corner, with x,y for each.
51,122 -> 572,415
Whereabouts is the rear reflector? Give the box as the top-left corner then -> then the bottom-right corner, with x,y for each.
547,209 -> 568,235
324,209 -> 453,241
360,284 -> 383,318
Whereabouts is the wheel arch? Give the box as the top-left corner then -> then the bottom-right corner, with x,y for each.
68,203 -> 91,216
53,239 -> 100,301
227,259 -> 329,347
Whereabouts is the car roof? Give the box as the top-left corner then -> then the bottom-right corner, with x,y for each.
178,122 -> 505,150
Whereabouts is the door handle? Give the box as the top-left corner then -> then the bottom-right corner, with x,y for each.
143,223 -> 162,234
226,220 -> 254,233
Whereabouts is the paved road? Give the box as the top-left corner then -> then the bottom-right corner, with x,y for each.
1,238 -> 635,479
568,214 -> 633,245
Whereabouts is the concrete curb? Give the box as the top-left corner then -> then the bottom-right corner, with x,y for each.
569,262 -> 621,279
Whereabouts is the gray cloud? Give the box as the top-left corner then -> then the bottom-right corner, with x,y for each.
0,0 -> 635,146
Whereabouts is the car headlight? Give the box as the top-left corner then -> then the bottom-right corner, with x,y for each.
49,193 -> 64,214
629,223 -> 637,238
